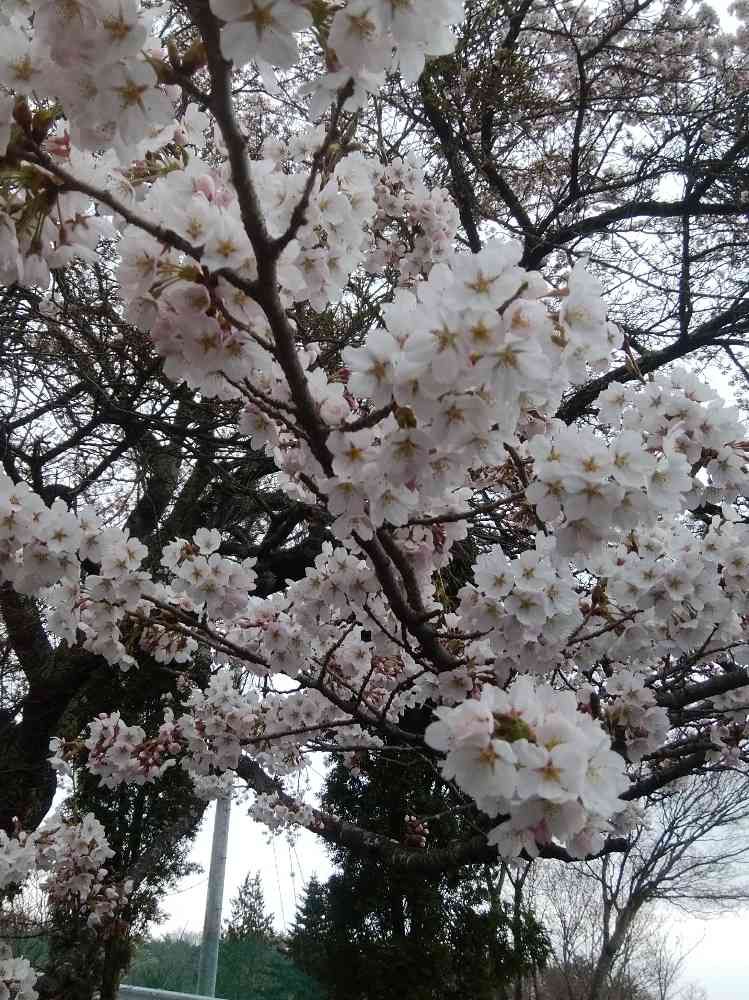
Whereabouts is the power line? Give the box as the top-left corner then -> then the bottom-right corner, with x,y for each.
272,840 -> 286,930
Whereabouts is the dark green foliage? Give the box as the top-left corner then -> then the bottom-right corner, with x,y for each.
124,931 -> 327,1000
288,738 -> 550,1000
287,876 -> 329,983
217,937 -> 327,1000
225,871 -> 275,943
290,868 -> 549,1000
9,933 -> 48,969
122,933 -> 200,993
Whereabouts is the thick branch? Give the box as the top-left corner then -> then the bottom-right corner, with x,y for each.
236,755 -> 627,872
557,300 -> 749,422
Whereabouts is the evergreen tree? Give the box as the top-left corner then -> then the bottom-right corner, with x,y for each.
224,871 -> 275,943
287,876 -> 331,985
124,931 -> 326,1000
289,734 -> 550,1000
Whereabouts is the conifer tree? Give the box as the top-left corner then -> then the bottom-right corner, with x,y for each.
289,739 -> 550,1000
287,876 -> 331,986
224,872 -> 275,943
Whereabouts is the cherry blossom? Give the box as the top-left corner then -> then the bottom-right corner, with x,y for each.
209,0 -> 312,68
1,0 -> 749,902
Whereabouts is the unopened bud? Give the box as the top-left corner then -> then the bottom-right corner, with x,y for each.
148,55 -> 179,86
13,97 -> 32,134
181,40 -> 208,75
394,405 -> 417,429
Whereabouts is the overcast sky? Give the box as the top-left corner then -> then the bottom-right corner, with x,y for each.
160,800 -> 332,942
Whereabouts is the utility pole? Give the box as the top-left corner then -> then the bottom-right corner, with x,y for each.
196,795 -> 231,997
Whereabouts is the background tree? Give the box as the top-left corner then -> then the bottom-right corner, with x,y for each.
525,773 -> 749,1000
224,870 -> 275,943
287,875 -> 332,988
531,911 -> 697,1000
288,742 -> 550,1000
639,928 -> 695,1000
123,929 -> 326,1000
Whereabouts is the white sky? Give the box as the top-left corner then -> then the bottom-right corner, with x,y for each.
159,801 -> 332,941
670,913 -> 748,1000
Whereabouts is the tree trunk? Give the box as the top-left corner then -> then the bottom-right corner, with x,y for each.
100,925 -> 134,1000
587,900 -> 641,1000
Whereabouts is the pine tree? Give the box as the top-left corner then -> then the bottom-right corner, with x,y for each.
224,872 -> 275,943
288,733 -> 550,1000
287,876 -> 331,984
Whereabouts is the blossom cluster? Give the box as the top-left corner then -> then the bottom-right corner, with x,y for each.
366,154 -> 460,280
3,242 -> 747,861
62,711 -> 183,787
210,0 -> 463,111
1,0 -> 171,155
1,0 -> 749,880
247,792 -> 317,832
7,338 -> 748,857
162,530 -> 258,620
54,663 -> 385,796
0,0 -> 468,353
598,370 -> 749,502
425,676 -> 629,858
115,140 -> 467,417
602,671 -> 670,764
2,491 -> 159,671
0,485 -> 258,671
0,830 -> 37,892
0,814 -> 130,929
0,0 -> 177,287
36,814 -> 133,928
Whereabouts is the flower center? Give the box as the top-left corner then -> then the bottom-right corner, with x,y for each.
493,713 -> 535,743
